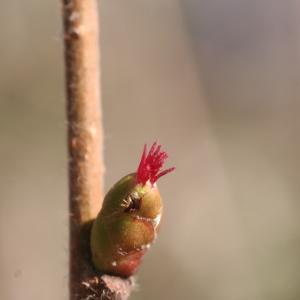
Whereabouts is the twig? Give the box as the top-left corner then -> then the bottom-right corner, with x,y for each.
62,0 -> 134,299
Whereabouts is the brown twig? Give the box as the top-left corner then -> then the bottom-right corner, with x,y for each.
62,0 -> 134,299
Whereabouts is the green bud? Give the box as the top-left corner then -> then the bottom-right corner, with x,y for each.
90,143 -> 174,277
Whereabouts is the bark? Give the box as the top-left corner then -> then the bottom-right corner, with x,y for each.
62,1 -> 134,298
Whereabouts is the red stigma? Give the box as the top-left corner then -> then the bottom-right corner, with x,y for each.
136,142 -> 175,185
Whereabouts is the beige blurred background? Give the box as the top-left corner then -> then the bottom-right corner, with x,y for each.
1,1 -> 300,299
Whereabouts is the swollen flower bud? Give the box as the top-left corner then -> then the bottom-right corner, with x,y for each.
90,142 -> 174,277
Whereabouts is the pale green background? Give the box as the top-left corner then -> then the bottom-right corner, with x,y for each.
1,1 -> 300,299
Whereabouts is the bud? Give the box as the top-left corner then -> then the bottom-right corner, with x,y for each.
90,142 -> 175,277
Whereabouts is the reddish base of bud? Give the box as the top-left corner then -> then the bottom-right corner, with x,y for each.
110,250 -> 146,278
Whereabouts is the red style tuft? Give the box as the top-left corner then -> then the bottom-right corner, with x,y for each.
136,142 -> 175,185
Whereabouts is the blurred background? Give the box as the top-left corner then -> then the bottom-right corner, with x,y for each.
1,0 -> 300,299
